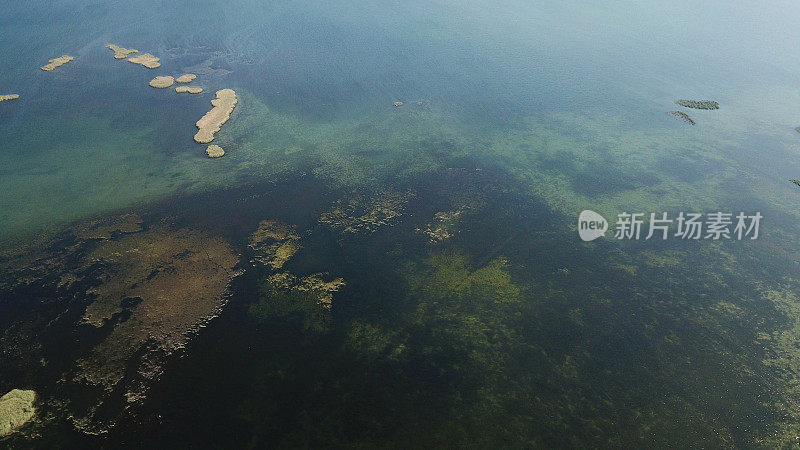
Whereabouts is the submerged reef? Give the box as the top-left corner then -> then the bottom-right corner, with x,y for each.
127,53 -> 161,69
0,94 -> 19,102
148,76 -> 174,88
176,86 -> 203,94
205,144 -> 225,158
105,44 -> 138,59
319,190 -> 412,233
416,209 -> 465,243
194,89 -> 237,144
40,55 -> 73,71
74,213 -> 143,240
674,99 -> 719,110
175,74 -> 197,83
667,110 -> 696,125
0,389 -> 36,437
249,220 -> 301,269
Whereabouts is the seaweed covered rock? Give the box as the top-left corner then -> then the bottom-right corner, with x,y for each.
105,44 -> 138,59
0,389 -> 36,437
667,110 -> 696,125
40,55 -> 73,71
674,99 -> 719,110
248,220 -> 301,269
320,190 -> 412,233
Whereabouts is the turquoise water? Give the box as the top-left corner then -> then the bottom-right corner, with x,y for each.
4,0 -> 800,446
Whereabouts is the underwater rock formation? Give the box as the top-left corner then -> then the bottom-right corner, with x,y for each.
40,55 -> 73,71
76,222 -> 239,406
74,213 -> 143,240
674,99 -> 719,110
319,190 -> 412,233
249,220 -> 301,269
0,389 -> 36,437
0,94 -> 19,102
105,44 -> 138,59
127,53 -> 161,69
194,89 -> 237,144
176,86 -> 203,94
148,76 -> 174,88
667,110 -> 695,125
175,74 -> 197,83
205,144 -> 225,158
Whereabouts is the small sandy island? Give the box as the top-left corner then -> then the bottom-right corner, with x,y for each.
206,144 -> 225,158
0,389 -> 36,437
176,74 -> 197,83
128,53 -> 161,69
0,94 -> 20,102
176,86 -> 203,94
149,76 -> 175,88
41,55 -> 74,71
106,44 -> 138,59
194,89 -> 237,144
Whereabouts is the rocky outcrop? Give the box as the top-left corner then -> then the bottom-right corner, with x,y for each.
128,53 -> 161,69
0,94 -> 19,102
205,144 -> 225,158
674,99 -> 719,110
105,45 -> 138,59
148,76 -> 175,88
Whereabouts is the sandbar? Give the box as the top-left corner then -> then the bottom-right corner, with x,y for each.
128,53 -> 161,69
41,55 -> 74,71
206,144 -> 225,158
194,89 -> 237,143
176,86 -> 203,94
149,76 -> 174,88
106,44 -> 138,59
176,74 -> 197,83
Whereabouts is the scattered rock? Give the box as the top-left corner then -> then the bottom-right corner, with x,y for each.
175,74 -> 197,83
393,101 -> 404,107
668,110 -> 695,125
674,99 -> 719,110
194,89 -> 237,144
105,44 -> 138,59
0,94 -> 20,102
205,144 -> 225,158
149,76 -> 175,88
128,53 -> 161,69
41,55 -> 74,71
176,86 -> 203,94
0,389 -> 36,437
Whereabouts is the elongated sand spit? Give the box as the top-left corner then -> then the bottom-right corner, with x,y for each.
41,55 -> 73,71
194,89 -> 237,143
0,94 -> 20,102
106,44 -> 138,59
